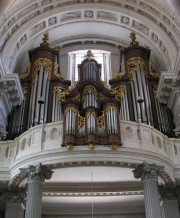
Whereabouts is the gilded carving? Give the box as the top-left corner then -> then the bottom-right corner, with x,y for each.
41,31 -> 49,45
97,112 -> 105,129
112,71 -> 125,80
74,94 -> 80,102
53,86 -> 65,102
83,85 -> 97,96
105,105 -> 117,113
65,106 -> 77,114
110,143 -> 118,150
152,85 -> 158,96
127,57 -> 146,80
88,143 -> 95,150
66,144 -> 73,151
100,80 -> 110,90
149,62 -> 160,78
54,62 -> 65,79
112,85 -> 127,100
78,113 -> 85,130
32,58 -> 52,80
20,64 -> 30,79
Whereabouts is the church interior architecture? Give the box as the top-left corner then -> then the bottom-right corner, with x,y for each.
0,0 -> 180,217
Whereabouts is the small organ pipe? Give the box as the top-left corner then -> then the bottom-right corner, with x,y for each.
125,92 -> 130,121
136,65 -> 147,123
52,93 -> 55,122
141,73 -> 151,124
121,98 -> 124,120
44,80 -> 49,123
130,81 -> 138,122
122,96 -> 127,120
133,72 -> 141,122
31,74 -> 38,125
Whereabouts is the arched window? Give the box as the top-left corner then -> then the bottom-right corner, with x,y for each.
69,50 -> 110,82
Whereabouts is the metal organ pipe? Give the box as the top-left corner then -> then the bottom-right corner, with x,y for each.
146,82 -> 154,126
40,69 -> 48,124
44,79 -> 49,123
122,95 -> 127,121
29,73 -> 38,127
125,92 -> 130,120
130,81 -> 138,122
34,66 -> 44,124
120,99 -> 124,120
155,99 -> 170,133
66,108 -> 76,135
133,71 -> 141,122
136,65 -> 147,123
52,92 -> 56,122
155,98 -> 163,132
141,72 -> 151,125
106,107 -> 118,135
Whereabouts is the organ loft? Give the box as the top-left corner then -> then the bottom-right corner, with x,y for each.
7,32 -> 174,150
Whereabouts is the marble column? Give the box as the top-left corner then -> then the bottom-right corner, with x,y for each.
133,162 -> 164,218
20,163 -> 53,218
5,189 -> 25,218
159,186 -> 180,218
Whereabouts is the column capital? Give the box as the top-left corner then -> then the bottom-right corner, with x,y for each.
20,163 -> 53,182
3,187 -> 26,204
133,162 -> 164,181
159,185 -> 177,201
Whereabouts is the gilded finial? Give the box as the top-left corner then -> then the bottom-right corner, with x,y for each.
41,31 -> 49,45
88,143 -> 95,150
130,32 -> 139,46
84,50 -> 94,60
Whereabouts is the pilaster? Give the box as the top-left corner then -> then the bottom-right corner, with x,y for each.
159,186 -> 180,218
4,189 -> 25,218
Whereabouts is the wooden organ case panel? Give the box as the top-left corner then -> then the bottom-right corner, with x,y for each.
63,51 -> 121,149
7,32 -> 70,139
110,32 -> 174,137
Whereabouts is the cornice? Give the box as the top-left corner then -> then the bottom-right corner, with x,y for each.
0,1 -> 179,74
9,159 -> 173,187
157,51 -> 180,104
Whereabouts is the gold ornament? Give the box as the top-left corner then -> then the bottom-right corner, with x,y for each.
97,112 -> 105,129
88,143 -> 95,150
110,143 -> 118,150
53,86 -> 65,103
112,85 -> 127,100
66,144 -> 73,151
32,58 -> 52,80
127,57 -> 146,80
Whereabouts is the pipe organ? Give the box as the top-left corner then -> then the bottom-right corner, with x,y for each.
110,32 -> 174,136
7,32 -> 174,142
63,50 -> 121,148
7,32 -> 70,139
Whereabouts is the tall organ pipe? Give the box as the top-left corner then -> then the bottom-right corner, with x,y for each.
125,92 -> 130,120
141,72 -> 152,124
133,71 -> 141,122
136,65 -> 147,123
130,81 -> 138,122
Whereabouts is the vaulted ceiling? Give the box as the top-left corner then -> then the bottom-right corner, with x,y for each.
0,0 -> 180,77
